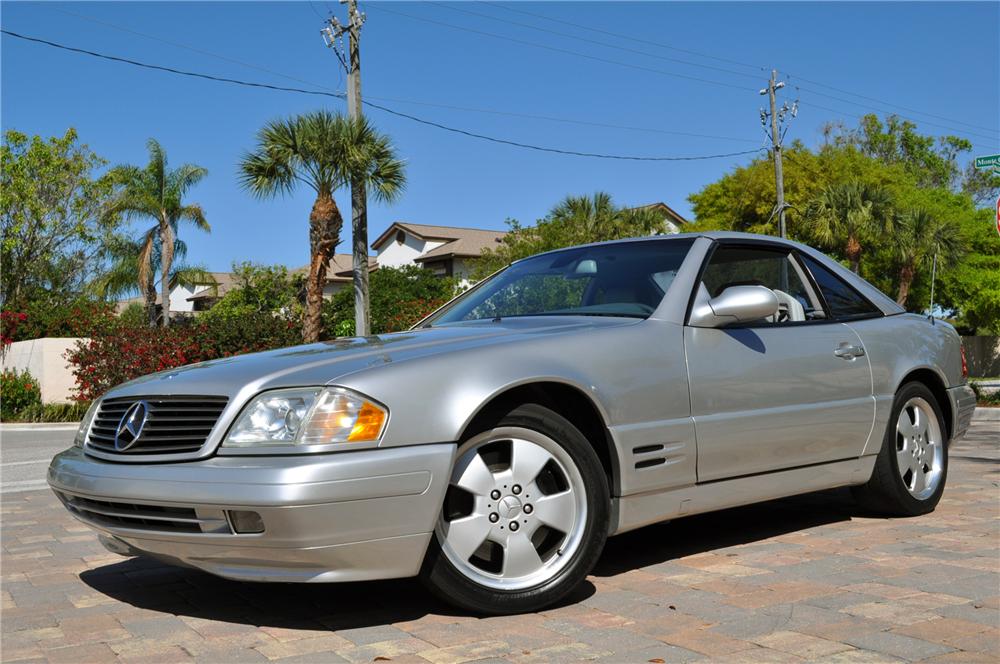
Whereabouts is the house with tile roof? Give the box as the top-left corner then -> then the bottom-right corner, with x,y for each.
369,222 -> 509,281
115,272 -> 237,317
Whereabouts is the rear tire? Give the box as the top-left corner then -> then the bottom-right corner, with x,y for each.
852,382 -> 948,516
421,404 -> 609,614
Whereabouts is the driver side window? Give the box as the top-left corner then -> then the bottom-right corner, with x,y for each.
701,246 -> 824,324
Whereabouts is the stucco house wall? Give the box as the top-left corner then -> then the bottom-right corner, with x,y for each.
375,232 -> 445,267
2,338 -> 85,404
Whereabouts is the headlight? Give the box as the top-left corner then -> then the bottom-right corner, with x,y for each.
74,401 -> 101,448
223,387 -> 388,448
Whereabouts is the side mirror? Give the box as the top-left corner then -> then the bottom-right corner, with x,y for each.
689,284 -> 780,328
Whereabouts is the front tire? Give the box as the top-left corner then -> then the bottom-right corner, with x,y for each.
421,404 -> 610,614
852,382 -> 948,516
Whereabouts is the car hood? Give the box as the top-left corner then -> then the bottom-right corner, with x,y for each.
105,316 -> 640,400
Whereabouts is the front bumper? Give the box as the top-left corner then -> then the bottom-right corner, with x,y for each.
947,384 -> 977,441
48,443 -> 455,583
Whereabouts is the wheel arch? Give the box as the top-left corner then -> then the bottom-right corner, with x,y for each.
897,367 -> 953,440
459,380 -> 621,497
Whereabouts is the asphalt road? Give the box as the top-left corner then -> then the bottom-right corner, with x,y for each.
0,425 -> 77,494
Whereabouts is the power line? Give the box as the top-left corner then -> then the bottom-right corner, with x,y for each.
0,28 -> 765,162
0,29 -> 343,98
479,2 -> 998,139
40,7 -> 758,144
795,98 -> 998,152
786,73 -> 998,135
422,1 -> 762,82
364,95 -> 760,143
360,99 -> 766,161
481,0 -> 766,73
364,4 -> 755,93
49,6 -> 340,95
794,85 -> 998,142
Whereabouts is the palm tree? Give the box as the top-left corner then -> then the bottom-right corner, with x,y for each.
109,140 -> 209,326
92,234 -> 212,323
806,180 -> 893,273
549,192 -> 669,244
891,208 -> 964,307
239,111 -> 405,343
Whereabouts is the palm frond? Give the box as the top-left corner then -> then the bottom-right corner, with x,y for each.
176,204 -> 210,232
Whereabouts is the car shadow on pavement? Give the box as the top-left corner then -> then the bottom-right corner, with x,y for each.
593,487 -> 858,577
80,559 -> 597,629
81,487 -> 857,627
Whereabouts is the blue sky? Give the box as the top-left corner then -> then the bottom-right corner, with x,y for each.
3,1 -> 998,273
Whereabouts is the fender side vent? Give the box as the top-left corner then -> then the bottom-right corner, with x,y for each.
633,443 -> 665,455
635,457 -> 666,470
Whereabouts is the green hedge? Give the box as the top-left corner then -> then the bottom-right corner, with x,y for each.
4,402 -> 91,423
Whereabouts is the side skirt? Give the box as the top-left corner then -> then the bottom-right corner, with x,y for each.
610,455 -> 877,535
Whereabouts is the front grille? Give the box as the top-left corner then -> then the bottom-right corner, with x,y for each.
55,491 -> 230,534
87,395 -> 228,455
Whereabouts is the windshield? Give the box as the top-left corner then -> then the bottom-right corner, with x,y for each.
429,238 -> 694,325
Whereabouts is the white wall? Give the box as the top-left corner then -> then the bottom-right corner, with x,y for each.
375,231 -> 445,268
2,338 -> 85,404
169,283 -> 213,313
452,257 -> 479,286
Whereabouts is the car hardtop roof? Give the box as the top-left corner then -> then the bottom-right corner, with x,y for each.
510,231 -> 904,316
513,231 -> 806,263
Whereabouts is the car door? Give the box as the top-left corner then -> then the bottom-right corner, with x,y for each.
684,242 -> 875,482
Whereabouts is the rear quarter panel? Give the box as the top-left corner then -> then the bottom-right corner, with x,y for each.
846,314 -> 964,454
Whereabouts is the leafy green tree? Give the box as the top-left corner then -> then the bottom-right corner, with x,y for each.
805,180 -> 894,273
323,265 -> 458,335
937,208 -> 1000,333
201,263 -> 304,324
1,129 -> 122,311
239,112 -> 405,343
689,114 -> 994,329
109,139 -> 209,327
826,114 -> 971,190
890,208 -> 964,307
474,192 -> 671,278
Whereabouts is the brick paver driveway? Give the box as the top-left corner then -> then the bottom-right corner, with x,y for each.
3,420 -> 997,663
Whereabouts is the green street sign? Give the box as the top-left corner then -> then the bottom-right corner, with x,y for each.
974,154 -> 1000,169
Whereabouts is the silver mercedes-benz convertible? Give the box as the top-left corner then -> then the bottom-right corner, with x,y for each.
49,232 -> 976,613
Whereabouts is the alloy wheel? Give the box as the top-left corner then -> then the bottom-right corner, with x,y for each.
895,396 -> 944,501
436,427 -> 588,591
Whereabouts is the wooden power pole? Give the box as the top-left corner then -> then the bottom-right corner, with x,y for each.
760,69 -> 795,239
323,0 -> 371,336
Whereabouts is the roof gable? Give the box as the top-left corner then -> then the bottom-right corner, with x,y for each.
371,221 -> 507,250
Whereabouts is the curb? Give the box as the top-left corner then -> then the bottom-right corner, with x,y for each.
972,408 -> 1000,422
0,422 -> 80,431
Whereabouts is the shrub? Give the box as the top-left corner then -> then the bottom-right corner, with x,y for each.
1,311 -> 27,356
6,401 -> 91,423
1,369 -> 41,420
68,314 -> 301,401
201,262 -> 304,326
323,265 -> 459,335
117,302 -> 148,328
971,381 -> 1000,406
2,297 -> 115,341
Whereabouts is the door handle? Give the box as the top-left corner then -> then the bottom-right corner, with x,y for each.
834,343 -> 865,359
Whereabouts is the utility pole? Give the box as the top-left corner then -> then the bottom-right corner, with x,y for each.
759,70 -> 796,239
322,0 -> 370,336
